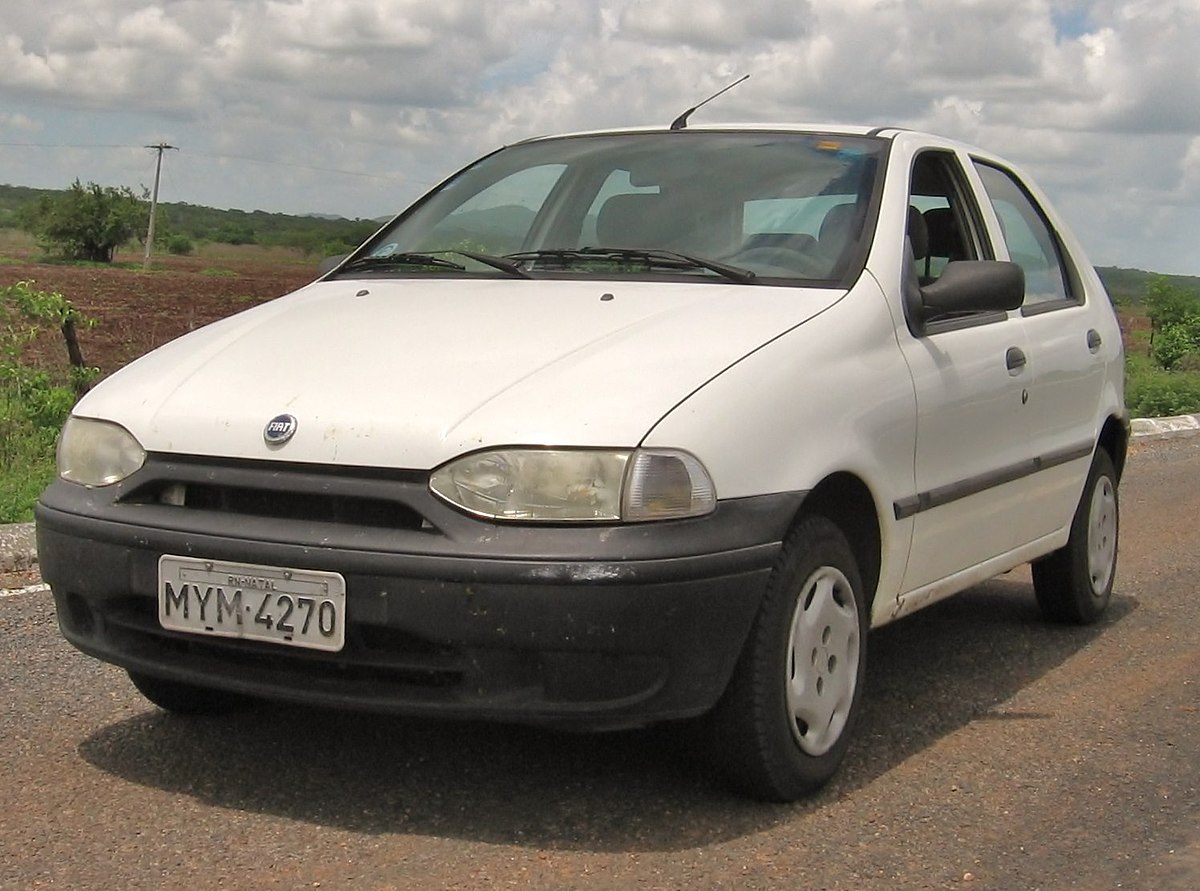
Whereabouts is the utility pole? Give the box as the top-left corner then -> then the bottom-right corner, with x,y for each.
143,142 -> 178,270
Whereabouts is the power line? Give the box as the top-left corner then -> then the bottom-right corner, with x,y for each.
0,141 -> 142,149
184,148 -> 406,181
0,140 -> 407,181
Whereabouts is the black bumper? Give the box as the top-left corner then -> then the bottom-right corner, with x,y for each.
36,463 -> 801,730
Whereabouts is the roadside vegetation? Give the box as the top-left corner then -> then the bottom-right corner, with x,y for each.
1099,270 -> 1200,417
0,281 -> 95,522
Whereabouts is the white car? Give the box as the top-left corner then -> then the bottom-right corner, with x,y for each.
37,124 -> 1126,800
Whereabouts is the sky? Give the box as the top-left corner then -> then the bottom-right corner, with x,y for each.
2,0 -> 1199,275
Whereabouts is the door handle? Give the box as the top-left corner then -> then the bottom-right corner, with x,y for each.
1006,346 -> 1027,373
1087,329 -> 1103,352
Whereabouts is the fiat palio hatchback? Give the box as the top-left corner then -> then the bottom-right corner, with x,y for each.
37,125 -> 1127,800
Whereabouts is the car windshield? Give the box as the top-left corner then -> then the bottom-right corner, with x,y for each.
341,131 -> 884,285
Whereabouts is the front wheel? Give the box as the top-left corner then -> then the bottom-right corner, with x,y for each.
128,671 -> 249,715
1032,448 -> 1119,624
709,516 -> 868,801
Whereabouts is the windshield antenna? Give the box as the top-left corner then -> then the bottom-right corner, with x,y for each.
670,74 -> 750,131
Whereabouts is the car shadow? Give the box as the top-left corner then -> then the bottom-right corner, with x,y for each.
78,574 -> 1133,853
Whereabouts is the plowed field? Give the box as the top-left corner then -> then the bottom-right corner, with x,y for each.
1,245 -> 317,380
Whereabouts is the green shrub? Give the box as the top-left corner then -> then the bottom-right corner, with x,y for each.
1126,351 -> 1200,417
0,281 -> 96,522
165,234 -> 194,256
1151,316 -> 1200,370
320,239 -> 360,259
18,179 -> 146,263
1119,276 -> 1200,417
214,223 -> 257,245
1144,276 -> 1200,338
1175,353 -> 1200,374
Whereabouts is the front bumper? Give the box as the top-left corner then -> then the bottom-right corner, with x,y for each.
36,456 -> 801,730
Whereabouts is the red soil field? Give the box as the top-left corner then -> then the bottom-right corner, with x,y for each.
1,247 -> 317,381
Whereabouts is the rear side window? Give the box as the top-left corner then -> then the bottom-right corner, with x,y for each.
973,162 -> 1075,307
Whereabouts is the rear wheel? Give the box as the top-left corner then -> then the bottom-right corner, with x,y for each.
709,516 -> 868,801
128,671 -> 248,715
1032,448 -> 1119,624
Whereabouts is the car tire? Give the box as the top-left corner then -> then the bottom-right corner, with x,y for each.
709,516 -> 868,801
1032,447 -> 1119,624
127,670 -> 248,715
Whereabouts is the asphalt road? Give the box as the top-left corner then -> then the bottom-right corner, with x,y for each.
2,436 -> 1197,890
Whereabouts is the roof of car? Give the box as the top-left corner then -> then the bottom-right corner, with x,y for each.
515,123 -> 900,143
509,124 -> 1007,168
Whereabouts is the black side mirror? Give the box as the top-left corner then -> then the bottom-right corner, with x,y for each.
907,260 -> 1025,332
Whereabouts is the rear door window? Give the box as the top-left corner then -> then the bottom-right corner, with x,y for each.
973,162 -> 1076,307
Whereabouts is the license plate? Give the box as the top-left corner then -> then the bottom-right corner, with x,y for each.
158,556 -> 346,652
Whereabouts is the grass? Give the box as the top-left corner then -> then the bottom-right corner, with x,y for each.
0,428 -> 56,523
0,279 -> 91,523
1125,351 -> 1200,417
1114,286 -> 1200,417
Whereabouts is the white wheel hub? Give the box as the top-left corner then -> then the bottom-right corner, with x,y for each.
785,565 -> 861,756
1088,474 -> 1117,596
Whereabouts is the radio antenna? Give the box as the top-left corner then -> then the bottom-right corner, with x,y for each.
670,74 -> 750,131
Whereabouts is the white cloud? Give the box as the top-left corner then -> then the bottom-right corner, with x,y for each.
114,6 -> 198,51
0,112 -> 43,133
0,0 -> 1198,271
618,0 -> 813,50
1184,137 -> 1200,196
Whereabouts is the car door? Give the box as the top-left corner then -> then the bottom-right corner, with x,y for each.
971,160 -> 1111,542
894,149 -> 1036,595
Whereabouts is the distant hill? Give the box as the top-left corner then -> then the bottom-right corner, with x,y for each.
0,184 -> 48,229
0,183 -> 380,253
427,205 -> 538,253
1096,267 -> 1200,304
152,201 -> 380,251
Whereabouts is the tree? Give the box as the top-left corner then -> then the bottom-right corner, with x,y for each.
1144,275 -> 1200,342
19,180 -> 147,262
1143,276 -> 1200,372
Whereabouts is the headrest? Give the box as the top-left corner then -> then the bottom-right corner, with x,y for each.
922,207 -> 959,258
819,203 -> 858,243
907,205 -> 929,260
596,193 -> 665,246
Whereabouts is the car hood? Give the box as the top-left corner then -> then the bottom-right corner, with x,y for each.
75,278 -> 842,469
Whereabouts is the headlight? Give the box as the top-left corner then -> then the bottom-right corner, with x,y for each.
429,447 -> 716,522
57,416 -> 146,486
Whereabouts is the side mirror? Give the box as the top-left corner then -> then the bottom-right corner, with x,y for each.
908,260 -> 1024,332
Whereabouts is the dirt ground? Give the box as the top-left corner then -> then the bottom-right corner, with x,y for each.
0,244 -> 318,381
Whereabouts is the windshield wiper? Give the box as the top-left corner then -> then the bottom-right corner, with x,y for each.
505,248 -> 757,284
337,252 -> 467,273
450,249 -> 532,279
